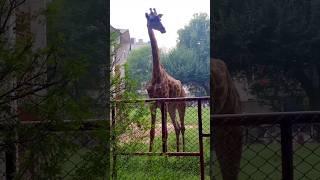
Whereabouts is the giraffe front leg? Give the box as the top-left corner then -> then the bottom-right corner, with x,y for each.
160,102 -> 169,152
214,126 -> 243,180
149,103 -> 157,152
168,103 -> 181,152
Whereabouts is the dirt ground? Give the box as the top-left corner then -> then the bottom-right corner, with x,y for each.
119,123 -> 198,144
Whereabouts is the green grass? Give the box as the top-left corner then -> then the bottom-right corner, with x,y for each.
115,127 -> 210,180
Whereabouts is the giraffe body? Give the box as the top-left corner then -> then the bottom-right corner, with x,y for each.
211,58 -> 243,180
145,8 -> 186,152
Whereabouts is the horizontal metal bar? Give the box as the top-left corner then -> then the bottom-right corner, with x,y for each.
117,152 -> 201,156
0,119 -> 107,131
212,111 -> 320,118
202,133 -> 211,137
212,111 -> 320,126
111,96 -> 210,103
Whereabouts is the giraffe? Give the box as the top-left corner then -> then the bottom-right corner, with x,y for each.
211,58 -> 243,180
145,8 -> 186,152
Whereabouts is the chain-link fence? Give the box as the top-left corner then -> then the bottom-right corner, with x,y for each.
211,112 -> 320,180
111,97 -> 210,180
0,120 -> 109,179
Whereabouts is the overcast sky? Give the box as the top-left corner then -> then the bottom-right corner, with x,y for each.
110,0 -> 210,49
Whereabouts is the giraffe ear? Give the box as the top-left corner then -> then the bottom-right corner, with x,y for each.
145,13 -> 149,19
158,14 -> 163,18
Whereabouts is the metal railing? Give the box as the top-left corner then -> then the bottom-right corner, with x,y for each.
211,111 -> 320,180
111,96 -> 210,180
0,119 -> 108,179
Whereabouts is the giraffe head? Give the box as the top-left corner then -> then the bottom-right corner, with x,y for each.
145,8 -> 166,33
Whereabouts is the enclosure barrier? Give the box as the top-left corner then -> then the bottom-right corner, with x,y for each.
111,97 -> 210,180
212,111 -> 320,180
0,119 -> 108,179
1,102 -> 319,179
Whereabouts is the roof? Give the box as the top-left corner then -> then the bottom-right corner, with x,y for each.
110,25 -> 118,33
119,29 -> 129,34
110,25 -> 129,34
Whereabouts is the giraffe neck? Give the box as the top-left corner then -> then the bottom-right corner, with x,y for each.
147,26 -> 162,82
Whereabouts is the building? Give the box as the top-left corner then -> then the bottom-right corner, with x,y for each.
110,26 -> 131,78
233,78 -> 273,113
1,0 -> 47,178
130,38 -> 150,50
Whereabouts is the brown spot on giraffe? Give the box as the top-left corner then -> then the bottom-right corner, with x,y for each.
211,58 -> 243,180
145,8 -> 186,152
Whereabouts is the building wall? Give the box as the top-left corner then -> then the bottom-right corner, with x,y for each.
110,27 -> 131,78
234,78 -> 273,113
0,1 -> 47,178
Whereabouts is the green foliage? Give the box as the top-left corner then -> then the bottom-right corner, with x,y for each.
47,0 -> 106,92
177,13 -> 210,61
165,13 -> 210,95
0,0 -> 109,178
214,0 -> 320,109
163,47 -> 209,95
125,46 -> 152,90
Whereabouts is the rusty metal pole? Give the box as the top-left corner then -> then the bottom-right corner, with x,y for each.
198,99 -> 205,180
161,101 -> 167,153
280,119 -> 293,180
111,106 -> 117,180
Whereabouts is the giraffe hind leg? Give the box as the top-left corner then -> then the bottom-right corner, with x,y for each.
178,102 -> 186,152
149,103 -> 157,152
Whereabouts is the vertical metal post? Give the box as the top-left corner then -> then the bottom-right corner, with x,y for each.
161,101 -> 167,153
111,106 -> 117,180
280,119 -> 293,180
198,99 -> 205,180
5,137 -> 16,180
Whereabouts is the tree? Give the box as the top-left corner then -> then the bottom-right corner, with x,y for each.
213,0 -> 320,110
125,46 -> 152,91
47,0 -> 107,95
165,13 -> 210,95
163,47 -> 209,95
177,13 -> 210,61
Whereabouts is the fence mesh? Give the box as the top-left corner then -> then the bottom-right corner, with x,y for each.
111,98 -> 210,180
211,113 -> 320,180
1,99 -> 320,179
293,123 -> 320,180
0,120 -> 109,179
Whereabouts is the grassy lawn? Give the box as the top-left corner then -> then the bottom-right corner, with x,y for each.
115,129 -> 210,180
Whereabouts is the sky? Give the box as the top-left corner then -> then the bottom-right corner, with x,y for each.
110,0 -> 210,49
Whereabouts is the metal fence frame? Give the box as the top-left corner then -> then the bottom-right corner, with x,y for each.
111,96 -> 210,180
212,111 -> 320,180
2,99 -> 319,179
0,119 -> 106,180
